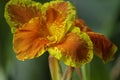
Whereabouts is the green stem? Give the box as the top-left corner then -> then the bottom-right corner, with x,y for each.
49,55 -> 62,80
61,67 -> 68,80
67,67 -> 74,80
76,67 -> 83,80
61,66 -> 74,80
86,64 -> 91,80
81,64 -> 91,80
81,65 -> 87,80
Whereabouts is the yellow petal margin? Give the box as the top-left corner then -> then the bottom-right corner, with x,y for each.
48,32 -> 93,67
4,0 -> 42,33
42,1 -> 76,42
87,32 -> 118,63
14,17 -> 50,60
73,18 -> 118,63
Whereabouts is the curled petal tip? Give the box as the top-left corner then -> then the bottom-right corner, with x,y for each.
87,32 -> 118,63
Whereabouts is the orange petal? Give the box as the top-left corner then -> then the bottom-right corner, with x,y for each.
5,0 -> 42,32
44,1 -> 76,42
14,17 -> 50,60
46,1 -> 70,25
48,32 -> 93,67
8,4 -> 41,24
73,19 -> 92,32
87,32 -> 117,62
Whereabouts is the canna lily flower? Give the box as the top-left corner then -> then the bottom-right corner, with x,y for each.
4,0 -> 117,68
73,19 -> 118,63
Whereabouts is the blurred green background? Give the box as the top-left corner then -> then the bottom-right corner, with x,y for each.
0,0 -> 120,80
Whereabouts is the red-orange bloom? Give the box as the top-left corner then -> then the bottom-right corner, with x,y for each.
4,0 -> 117,67
4,0 -> 77,61
73,19 -> 117,63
